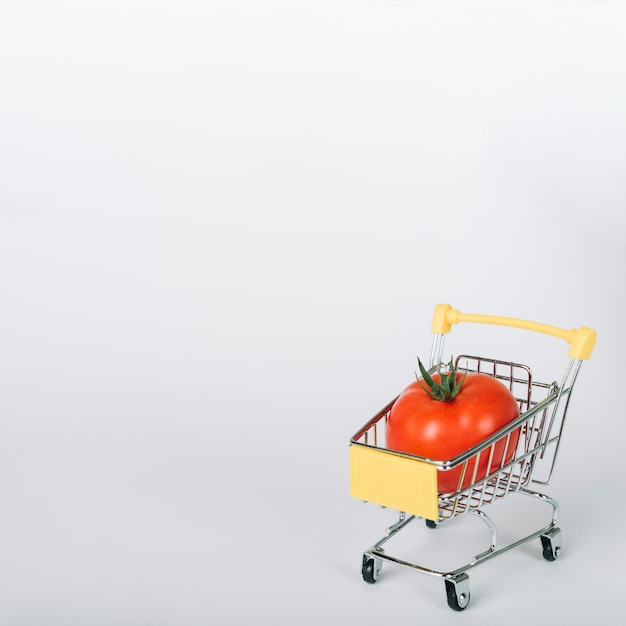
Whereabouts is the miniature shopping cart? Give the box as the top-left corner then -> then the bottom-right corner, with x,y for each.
349,304 -> 596,611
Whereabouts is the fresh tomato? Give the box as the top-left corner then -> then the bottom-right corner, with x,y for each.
385,361 -> 521,494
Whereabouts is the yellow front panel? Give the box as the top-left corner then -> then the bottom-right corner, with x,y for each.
350,445 -> 439,520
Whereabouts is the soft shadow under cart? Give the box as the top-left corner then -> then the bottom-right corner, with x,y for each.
349,304 -> 596,611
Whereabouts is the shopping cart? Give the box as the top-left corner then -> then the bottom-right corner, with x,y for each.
349,304 -> 596,611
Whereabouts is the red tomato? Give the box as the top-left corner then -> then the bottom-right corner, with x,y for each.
386,371 -> 520,494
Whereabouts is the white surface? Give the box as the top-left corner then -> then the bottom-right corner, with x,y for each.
0,1 -> 624,623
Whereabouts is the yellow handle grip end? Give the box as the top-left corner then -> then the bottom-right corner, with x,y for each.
567,326 -> 596,360
430,303 -> 456,334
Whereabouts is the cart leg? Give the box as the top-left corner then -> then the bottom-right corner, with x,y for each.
445,573 -> 471,611
469,508 -> 498,563
361,513 -> 414,584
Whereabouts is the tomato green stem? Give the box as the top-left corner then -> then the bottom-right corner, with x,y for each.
416,357 -> 466,402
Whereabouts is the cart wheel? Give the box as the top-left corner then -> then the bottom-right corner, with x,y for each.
541,527 -> 562,561
361,555 -> 382,584
445,574 -> 470,611
425,519 -> 438,529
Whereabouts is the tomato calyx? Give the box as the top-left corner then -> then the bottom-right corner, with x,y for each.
417,357 -> 466,402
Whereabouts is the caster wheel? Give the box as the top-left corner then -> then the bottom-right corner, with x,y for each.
541,527 -> 562,561
425,519 -> 438,529
361,554 -> 382,584
445,574 -> 470,611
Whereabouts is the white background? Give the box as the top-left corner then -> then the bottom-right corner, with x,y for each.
1,1 -> 624,624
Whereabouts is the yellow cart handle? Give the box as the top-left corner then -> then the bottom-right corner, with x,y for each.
431,304 -> 596,360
